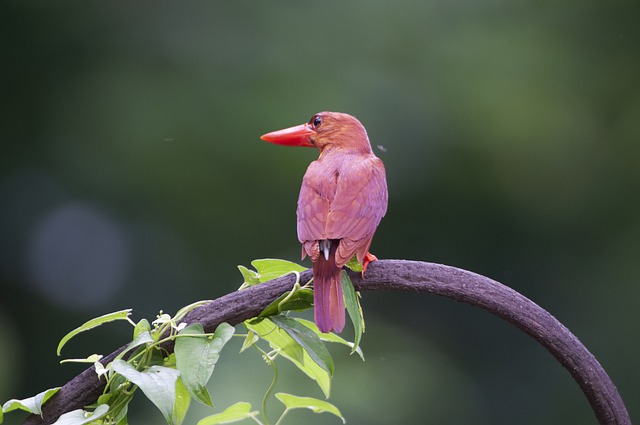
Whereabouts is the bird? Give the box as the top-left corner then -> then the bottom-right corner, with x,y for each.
261,112 -> 388,333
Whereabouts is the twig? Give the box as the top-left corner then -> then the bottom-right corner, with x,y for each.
23,260 -> 630,425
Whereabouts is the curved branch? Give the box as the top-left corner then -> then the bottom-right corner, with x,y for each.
24,260 -> 630,425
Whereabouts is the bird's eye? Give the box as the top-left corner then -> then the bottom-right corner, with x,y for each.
312,115 -> 322,128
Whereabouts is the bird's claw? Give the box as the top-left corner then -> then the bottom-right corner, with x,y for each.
361,252 -> 378,277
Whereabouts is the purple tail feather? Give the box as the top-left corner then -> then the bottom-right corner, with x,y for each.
312,241 -> 345,333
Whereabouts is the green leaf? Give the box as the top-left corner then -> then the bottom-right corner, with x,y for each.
245,319 -> 331,397
57,309 -> 132,355
251,259 -> 307,283
133,319 -> 151,340
259,288 -> 314,317
276,393 -> 344,423
175,323 -> 234,406
197,402 -> 258,425
341,271 -> 364,353
245,319 -> 304,364
164,353 -> 177,368
173,378 -> 191,425
237,265 -> 259,287
2,387 -> 60,416
51,404 -> 109,425
344,255 -> 363,273
111,360 -> 181,425
213,321 -> 235,343
239,330 -> 259,353
296,319 -> 364,361
270,315 -> 334,375
0,404 -> 4,423
96,393 -> 112,406
126,331 -> 154,352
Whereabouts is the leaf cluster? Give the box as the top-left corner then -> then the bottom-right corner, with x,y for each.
1,259 -> 366,425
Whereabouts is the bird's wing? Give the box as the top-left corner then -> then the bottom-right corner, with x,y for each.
326,157 -> 387,266
297,162 -> 332,261
297,155 -> 387,266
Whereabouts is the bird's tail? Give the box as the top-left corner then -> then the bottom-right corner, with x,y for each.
312,240 -> 345,333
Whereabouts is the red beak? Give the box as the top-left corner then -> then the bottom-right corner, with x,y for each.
260,123 -> 315,147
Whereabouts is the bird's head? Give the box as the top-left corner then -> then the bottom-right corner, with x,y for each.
261,112 -> 372,154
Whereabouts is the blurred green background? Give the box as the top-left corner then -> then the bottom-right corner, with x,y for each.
1,1 -> 638,424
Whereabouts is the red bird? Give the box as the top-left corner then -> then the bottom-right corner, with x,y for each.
261,112 -> 388,333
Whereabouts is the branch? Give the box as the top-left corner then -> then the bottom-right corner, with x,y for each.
24,260 -> 630,425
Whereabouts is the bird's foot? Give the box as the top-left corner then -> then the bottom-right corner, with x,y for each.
362,252 -> 378,277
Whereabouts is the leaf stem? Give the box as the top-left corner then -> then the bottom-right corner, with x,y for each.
253,345 -> 278,425
274,409 -> 289,425
250,413 -> 265,425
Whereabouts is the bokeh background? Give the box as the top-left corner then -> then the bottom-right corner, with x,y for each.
1,1 -> 638,424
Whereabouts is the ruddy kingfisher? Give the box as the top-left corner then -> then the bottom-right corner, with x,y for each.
261,112 -> 388,333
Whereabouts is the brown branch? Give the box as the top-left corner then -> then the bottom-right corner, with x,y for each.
24,260 -> 630,425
